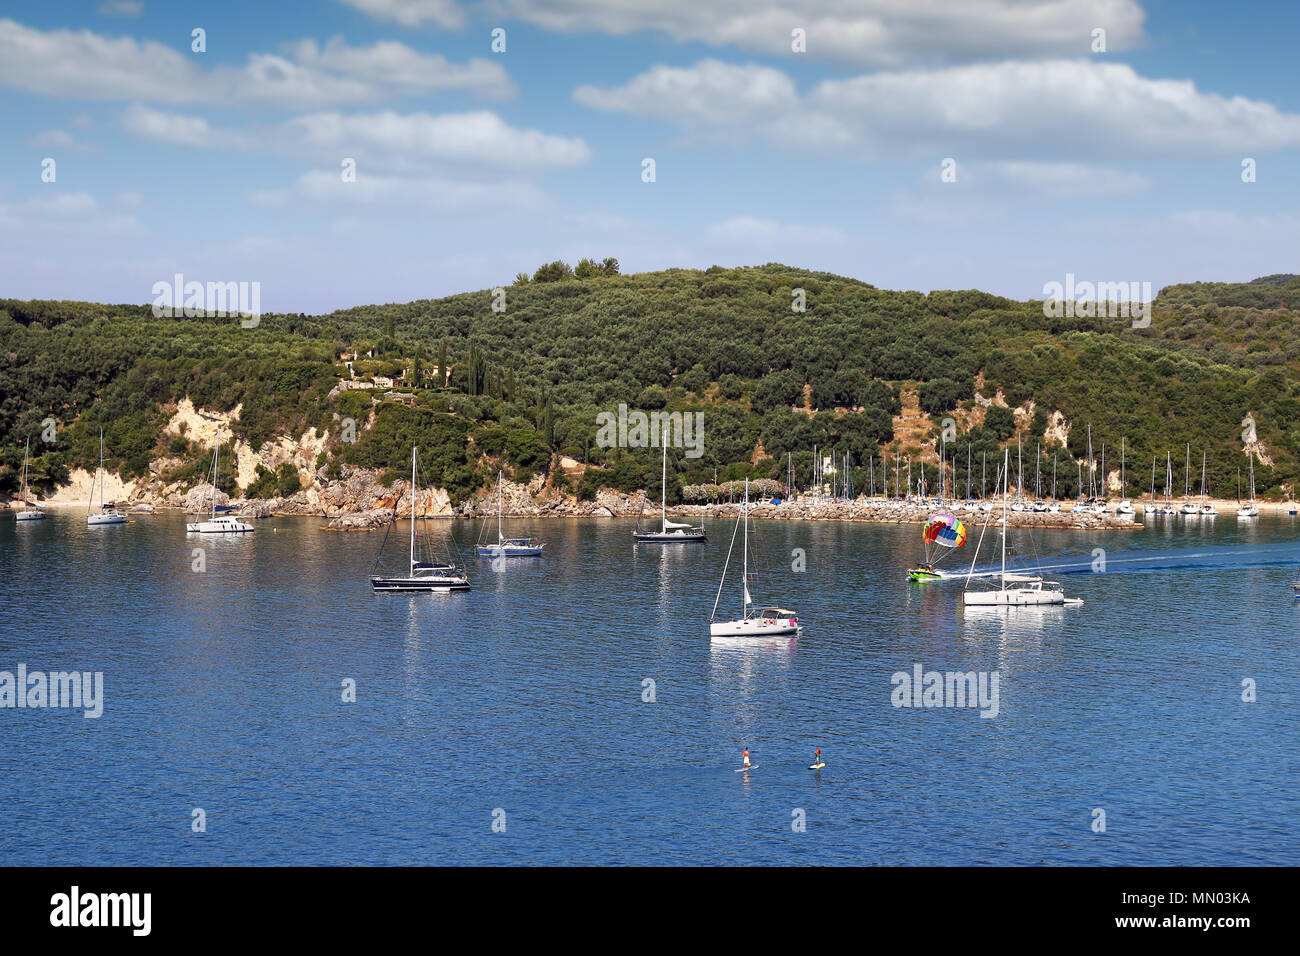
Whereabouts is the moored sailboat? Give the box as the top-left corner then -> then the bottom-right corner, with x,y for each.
1115,437 -> 1135,515
1197,450 -> 1216,517
1237,450 -> 1259,518
14,437 -> 45,521
476,471 -> 544,557
186,426 -> 253,533
963,449 -> 1074,607
370,446 -> 469,591
86,428 -> 127,526
633,437 -> 705,543
709,478 -> 799,636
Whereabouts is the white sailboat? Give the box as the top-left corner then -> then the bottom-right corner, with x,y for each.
1179,443 -> 1199,515
186,426 -> 253,533
1115,437 -> 1135,515
370,446 -> 469,591
1198,451 -> 1216,517
633,438 -> 705,543
14,437 -> 45,521
476,471 -> 544,557
963,449 -> 1073,606
1142,455 -> 1157,515
86,428 -> 127,526
709,478 -> 800,636
1237,451 -> 1259,518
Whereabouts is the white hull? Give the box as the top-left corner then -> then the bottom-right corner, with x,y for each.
370,573 -> 469,592
477,544 -> 544,557
1115,500 -> 1135,515
187,517 -> 254,533
633,529 -> 706,543
14,510 -> 45,521
87,512 -> 127,526
709,615 -> 800,637
1237,507 -> 1258,518
964,587 -> 1065,606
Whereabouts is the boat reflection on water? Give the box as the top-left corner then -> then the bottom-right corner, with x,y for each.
708,633 -> 798,653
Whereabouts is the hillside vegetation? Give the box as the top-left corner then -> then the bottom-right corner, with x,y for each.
2,264 -> 1297,505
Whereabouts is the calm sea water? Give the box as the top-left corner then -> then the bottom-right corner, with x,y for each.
2,509 -> 1298,865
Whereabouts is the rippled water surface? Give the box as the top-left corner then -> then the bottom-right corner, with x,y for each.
2,510 -> 1298,865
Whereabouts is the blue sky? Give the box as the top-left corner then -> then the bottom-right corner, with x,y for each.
1,0 -> 1297,312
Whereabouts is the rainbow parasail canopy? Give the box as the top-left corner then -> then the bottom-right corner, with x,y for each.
923,513 -> 967,550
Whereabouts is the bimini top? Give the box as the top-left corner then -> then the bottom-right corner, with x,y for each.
1003,573 -> 1043,583
662,520 -> 697,530
756,607 -> 797,617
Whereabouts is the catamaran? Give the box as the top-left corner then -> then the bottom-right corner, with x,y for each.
476,471 -> 544,557
963,449 -> 1073,606
86,428 -> 127,526
709,478 -> 800,636
1237,450 -> 1259,518
14,437 -> 45,521
370,446 -> 469,591
186,426 -> 253,533
633,438 -> 705,543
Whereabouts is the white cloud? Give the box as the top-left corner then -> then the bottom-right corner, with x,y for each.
286,37 -> 514,98
250,169 -> 549,215
28,128 -> 95,152
575,60 -> 798,133
0,190 -> 145,237
1167,209 -> 1300,242
123,105 -> 591,174
706,215 -> 845,244
97,1 -> 143,17
122,104 -> 253,148
503,0 -> 1145,66
577,58 -> 1300,158
277,110 -> 591,169
0,19 -> 510,108
338,0 -> 464,29
986,161 -> 1149,196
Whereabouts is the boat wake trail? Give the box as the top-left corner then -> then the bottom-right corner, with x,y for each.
960,541 -> 1300,578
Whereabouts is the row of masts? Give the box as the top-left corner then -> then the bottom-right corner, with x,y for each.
787,434 -> 1261,505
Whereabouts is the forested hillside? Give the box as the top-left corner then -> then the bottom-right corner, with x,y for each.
2,264 -> 1297,505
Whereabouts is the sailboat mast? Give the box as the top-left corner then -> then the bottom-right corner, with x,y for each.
1121,437 -> 1126,496
211,427 -> 219,520
98,428 -> 105,509
410,446 -> 417,575
1000,448 -> 1008,588
741,478 -> 749,617
660,434 -> 667,531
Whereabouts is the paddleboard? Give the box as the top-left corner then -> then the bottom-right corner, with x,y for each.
809,762 -> 826,770
735,764 -> 757,772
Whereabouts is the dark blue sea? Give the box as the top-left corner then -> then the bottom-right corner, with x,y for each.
2,510 -> 1298,865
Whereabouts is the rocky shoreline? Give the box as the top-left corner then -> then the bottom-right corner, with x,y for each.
15,485 -> 1140,532
19,459 -> 1288,532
